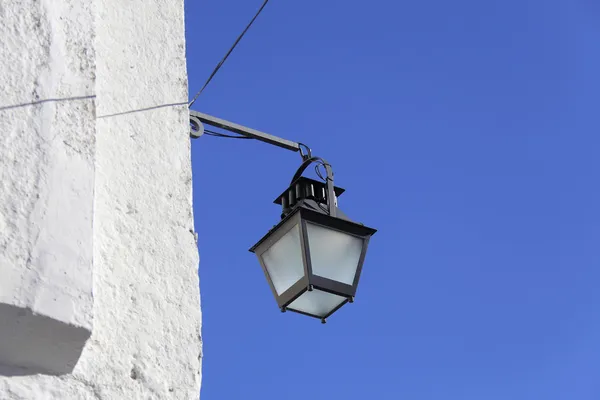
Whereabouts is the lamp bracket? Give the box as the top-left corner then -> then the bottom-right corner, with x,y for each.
189,111 -> 336,216
190,110 -> 306,158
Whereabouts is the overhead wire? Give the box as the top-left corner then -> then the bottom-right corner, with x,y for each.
188,0 -> 271,107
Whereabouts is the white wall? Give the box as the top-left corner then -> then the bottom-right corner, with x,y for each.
0,0 -> 95,376
0,0 -> 202,398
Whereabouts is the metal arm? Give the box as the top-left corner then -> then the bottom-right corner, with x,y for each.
190,110 -> 303,153
190,110 -> 329,212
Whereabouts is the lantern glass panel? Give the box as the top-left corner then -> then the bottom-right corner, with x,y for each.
306,222 -> 363,285
287,289 -> 346,317
260,223 -> 304,295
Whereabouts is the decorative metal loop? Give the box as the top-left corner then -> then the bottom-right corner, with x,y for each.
190,116 -> 204,139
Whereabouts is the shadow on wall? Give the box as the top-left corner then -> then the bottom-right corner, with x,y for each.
0,303 -> 90,377
0,364 -> 36,377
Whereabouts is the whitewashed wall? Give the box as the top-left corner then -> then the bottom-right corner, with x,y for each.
0,0 -> 202,398
0,0 -> 96,377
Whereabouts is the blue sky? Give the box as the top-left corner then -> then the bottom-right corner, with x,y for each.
185,1 -> 600,399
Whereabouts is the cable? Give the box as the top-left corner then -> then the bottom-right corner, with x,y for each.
204,128 -> 253,140
188,0 -> 271,107
291,157 -> 332,184
315,163 -> 328,182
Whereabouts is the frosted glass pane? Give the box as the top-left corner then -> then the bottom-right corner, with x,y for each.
307,223 -> 363,285
261,224 -> 304,295
287,289 -> 347,317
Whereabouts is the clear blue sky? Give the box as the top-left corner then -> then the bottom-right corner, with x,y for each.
185,1 -> 600,399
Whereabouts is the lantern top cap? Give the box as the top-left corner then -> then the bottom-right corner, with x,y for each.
273,176 -> 345,206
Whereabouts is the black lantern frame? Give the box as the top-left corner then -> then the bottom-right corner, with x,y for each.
250,159 -> 377,323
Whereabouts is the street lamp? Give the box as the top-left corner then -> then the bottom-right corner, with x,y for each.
250,161 -> 376,323
191,111 -> 377,323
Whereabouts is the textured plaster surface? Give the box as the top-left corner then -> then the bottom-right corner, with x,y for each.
0,0 -> 202,398
0,0 -> 95,374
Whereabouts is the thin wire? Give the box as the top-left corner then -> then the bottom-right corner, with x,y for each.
188,0 -> 271,107
314,162 -> 333,182
314,165 -> 324,181
204,128 -> 253,140
315,164 -> 326,182
313,162 -> 332,213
